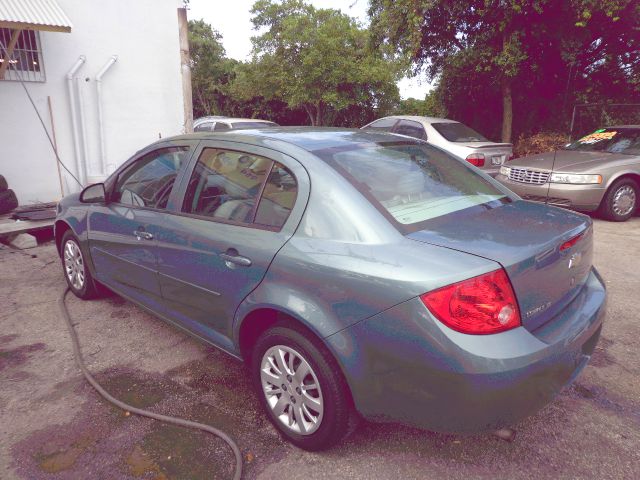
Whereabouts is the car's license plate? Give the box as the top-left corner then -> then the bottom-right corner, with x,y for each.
491,155 -> 504,165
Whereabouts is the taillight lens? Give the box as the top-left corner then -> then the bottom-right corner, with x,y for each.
465,153 -> 485,167
420,269 -> 521,335
560,231 -> 584,251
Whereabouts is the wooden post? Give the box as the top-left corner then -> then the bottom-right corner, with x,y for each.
47,96 -> 65,197
177,8 -> 193,133
0,29 -> 21,80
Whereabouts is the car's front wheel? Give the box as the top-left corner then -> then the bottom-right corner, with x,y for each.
251,324 -> 357,450
599,178 -> 638,222
61,230 -> 100,299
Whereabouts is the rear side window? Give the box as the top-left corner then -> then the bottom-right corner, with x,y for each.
214,122 -> 231,131
254,163 -> 297,229
230,121 -> 278,129
394,119 -> 427,140
113,147 -> 189,209
314,142 -> 507,230
363,118 -> 397,132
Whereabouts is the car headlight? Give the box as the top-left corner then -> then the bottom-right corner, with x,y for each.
549,173 -> 602,184
499,166 -> 511,177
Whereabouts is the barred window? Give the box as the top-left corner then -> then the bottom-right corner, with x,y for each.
0,28 -> 45,82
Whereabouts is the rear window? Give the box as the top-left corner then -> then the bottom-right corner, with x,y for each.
314,142 -> 508,231
432,122 -> 488,142
566,128 -> 640,155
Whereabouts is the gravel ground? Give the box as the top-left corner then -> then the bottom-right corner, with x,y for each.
1,217 -> 639,480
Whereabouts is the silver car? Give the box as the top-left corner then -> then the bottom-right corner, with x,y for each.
55,128 -> 605,450
362,115 -> 513,176
193,116 -> 279,132
497,126 -> 640,221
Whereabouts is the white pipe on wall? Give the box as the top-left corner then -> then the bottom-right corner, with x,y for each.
65,55 -> 86,187
95,55 -> 118,176
75,74 -> 90,181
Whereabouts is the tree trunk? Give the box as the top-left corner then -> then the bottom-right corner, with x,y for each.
501,77 -> 513,143
302,104 -> 315,126
315,101 -> 324,126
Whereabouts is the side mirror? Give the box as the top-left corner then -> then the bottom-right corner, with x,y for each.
80,183 -> 106,203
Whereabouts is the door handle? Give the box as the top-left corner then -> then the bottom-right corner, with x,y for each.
220,249 -> 252,267
133,230 -> 154,241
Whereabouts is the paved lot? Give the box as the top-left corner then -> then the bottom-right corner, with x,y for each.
1,217 -> 639,480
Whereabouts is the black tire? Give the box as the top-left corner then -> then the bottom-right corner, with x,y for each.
0,174 -> 7,192
599,178 -> 638,222
251,324 -> 358,450
0,189 -> 18,214
60,230 -> 101,299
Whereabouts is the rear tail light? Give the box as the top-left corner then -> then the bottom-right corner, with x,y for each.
560,231 -> 584,251
420,269 -> 521,335
465,153 -> 485,167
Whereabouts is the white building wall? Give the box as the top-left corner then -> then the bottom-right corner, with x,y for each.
0,0 -> 186,205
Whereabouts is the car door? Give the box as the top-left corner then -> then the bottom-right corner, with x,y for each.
152,141 -> 309,352
393,119 -> 428,141
87,143 -> 195,308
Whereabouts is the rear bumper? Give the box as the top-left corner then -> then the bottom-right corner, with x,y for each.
496,174 -> 606,211
327,267 -> 606,433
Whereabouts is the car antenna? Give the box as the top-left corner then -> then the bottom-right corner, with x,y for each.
546,146 -> 559,205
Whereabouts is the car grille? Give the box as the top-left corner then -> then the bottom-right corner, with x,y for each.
508,167 -> 550,185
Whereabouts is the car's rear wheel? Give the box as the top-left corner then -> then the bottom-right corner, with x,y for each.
251,325 -> 357,450
61,230 -> 100,299
599,178 -> 638,222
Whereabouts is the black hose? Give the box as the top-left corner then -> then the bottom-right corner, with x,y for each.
58,287 -> 243,480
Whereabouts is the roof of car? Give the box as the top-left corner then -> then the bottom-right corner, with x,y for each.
372,115 -> 459,124
166,127 -> 413,152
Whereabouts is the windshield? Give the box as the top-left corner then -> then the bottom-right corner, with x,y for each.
314,141 -> 508,231
431,122 -> 488,142
565,128 -> 640,155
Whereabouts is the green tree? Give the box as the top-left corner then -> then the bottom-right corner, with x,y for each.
188,19 -> 236,118
233,0 -> 400,126
369,0 -> 636,142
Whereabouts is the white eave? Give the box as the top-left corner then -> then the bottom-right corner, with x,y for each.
0,0 -> 73,32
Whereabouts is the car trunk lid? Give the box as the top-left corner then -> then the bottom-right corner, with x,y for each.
462,143 -> 513,167
408,200 -> 593,331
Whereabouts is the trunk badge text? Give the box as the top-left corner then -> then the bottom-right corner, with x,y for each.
526,301 -> 552,318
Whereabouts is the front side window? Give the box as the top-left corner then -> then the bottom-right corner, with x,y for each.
394,120 -> 427,140
363,118 -> 397,132
194,122 -> 214,132
315,141 -> 508,231
431,122 -> 488,142
113,147 -> 189,209
566,128 -> 640,155
0,28 -> 44,82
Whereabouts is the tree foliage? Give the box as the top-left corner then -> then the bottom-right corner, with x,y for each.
232,0 -> 401,126
369,0 -> 639,141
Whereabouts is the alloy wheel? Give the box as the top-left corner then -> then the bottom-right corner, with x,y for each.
612,185 -> 636,216
63,240 -> 85,290
260,345 -> 324,435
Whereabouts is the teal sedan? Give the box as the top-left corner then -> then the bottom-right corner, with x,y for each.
55,128 -> 606,449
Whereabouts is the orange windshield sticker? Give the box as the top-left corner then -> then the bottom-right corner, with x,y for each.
578,131 -> 617,144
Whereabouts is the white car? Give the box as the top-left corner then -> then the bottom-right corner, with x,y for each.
194,117 -> 279,132
362,116 -> 513,176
